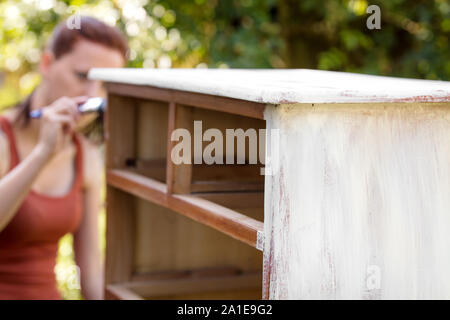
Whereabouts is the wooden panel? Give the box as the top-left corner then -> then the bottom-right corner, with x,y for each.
105,82 -> 265,119
131,266 -> 242,282
126,272 -> 261,298
105,94 -> 136,168
105,94 -> 137,285
136,100 -> 168,160
134,199 -> 177,273
106,285 -> 261,300
191,163 -> 264,193
105,285 -> 144,300
166,103 -> 193,194
133,100 -> 169,184
174,90 -> 264,120
192,163 -> 263,182
160,289 -> 261,300
105,187 -> 135,284
134,199 -> 262,274
190,180 -> 263,193
125,159 -> 166,183
195,192 -> 264,210
107,169 -> 263,248
264,102 -> 450,299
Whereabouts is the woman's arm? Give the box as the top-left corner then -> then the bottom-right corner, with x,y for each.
73,139 -> 104,300
0,131 -> 52,231
0,96 -> 85,232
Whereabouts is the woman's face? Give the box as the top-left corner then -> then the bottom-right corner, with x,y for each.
40,38 -> 125,128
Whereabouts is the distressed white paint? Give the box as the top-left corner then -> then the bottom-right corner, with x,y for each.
264,103 -> 450,299
94,68 -> 450,299
89,68 -> 450,104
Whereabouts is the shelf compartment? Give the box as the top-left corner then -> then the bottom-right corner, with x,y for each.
190,163 -> 264,193
124,158 -> 166,183
107,169 -> 263,248
131,266 -> 245,282
166,104 -> 266,194
106,94 -> 168,183
190,107 -> 266,193
106,271 -> 261,300
195,192 -> 264,209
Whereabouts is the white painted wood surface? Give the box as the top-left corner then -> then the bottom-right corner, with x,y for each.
264,103 -> 450,299
95,68 -> 450,299
89,68 -> 450,104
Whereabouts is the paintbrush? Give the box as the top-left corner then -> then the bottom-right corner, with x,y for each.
29,97 -> 106,119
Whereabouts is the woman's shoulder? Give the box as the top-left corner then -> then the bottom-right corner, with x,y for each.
77,134 -> 103,189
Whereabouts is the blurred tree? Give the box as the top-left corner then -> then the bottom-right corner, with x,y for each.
1,0 -> 449,110
154,0 -> 449,79
156,0 -> 285,68
275,0 -> 450,79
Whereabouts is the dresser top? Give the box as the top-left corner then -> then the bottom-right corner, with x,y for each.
89,68 -> 450,104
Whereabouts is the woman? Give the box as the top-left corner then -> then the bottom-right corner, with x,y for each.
0,16 -> 127,299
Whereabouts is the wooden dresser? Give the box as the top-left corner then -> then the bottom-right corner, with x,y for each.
89,68 -> 450,299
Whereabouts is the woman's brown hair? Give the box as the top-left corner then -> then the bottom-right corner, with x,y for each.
16,16 -> 128,141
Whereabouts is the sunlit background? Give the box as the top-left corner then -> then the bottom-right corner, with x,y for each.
0,0 -> 449,299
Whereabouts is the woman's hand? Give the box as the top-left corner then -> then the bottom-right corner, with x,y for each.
0,95 -> 84,231
37,96 -> 88,157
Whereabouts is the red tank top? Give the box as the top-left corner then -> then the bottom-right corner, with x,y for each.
0,116 -> 83,300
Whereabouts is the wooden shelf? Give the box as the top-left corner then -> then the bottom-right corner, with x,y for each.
191,180 -> 264,193
122,159 -> 264,192
106,284 -> 144,300
131,266 -> 247,282
106,271 -> 261,300
194,192 -> 264,209
107,169 -> 264,248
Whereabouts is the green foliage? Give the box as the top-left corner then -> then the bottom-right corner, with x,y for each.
55,234 -> 82,300
276,0 -> 450,79
1,0 -> 449,111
